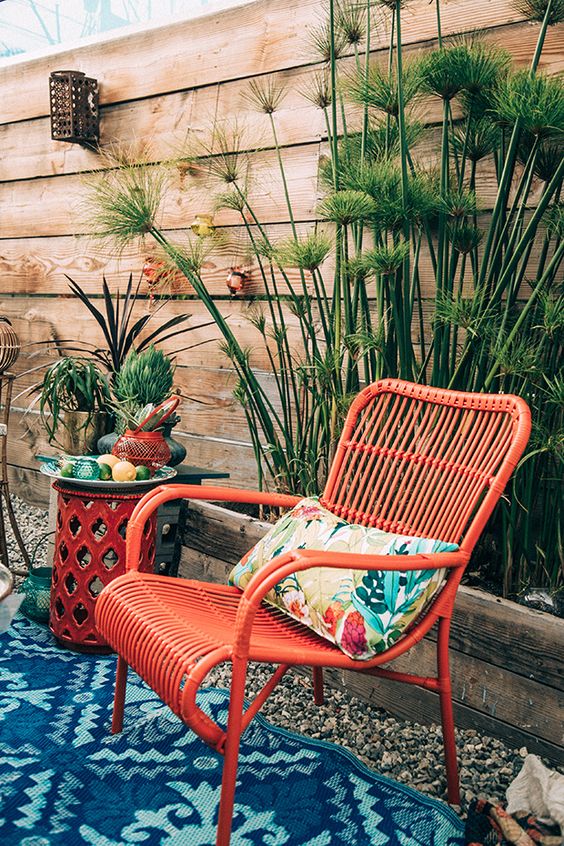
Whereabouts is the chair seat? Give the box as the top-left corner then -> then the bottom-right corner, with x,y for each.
95,381 -> 531,832
96,571 -> 349,719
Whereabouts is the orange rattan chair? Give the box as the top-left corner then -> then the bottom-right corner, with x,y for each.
95,379 -> 530,846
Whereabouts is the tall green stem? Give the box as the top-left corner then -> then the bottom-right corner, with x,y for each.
530,0 -> 553,73
329,0 -> 340,190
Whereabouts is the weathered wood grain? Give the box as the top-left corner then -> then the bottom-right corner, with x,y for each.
0,224 -> 317,297
0,0 -> 531,125
7,465 -> 50,508
436,588 -> 564,692
2,21 -> 561,183
0,295 -> 306,372
181,499 -> 273,564
2,123 -> 549,240
0,143 -> 321,239
0,210 -> 549,304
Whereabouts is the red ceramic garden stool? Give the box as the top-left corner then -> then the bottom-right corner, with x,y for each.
49,482 -> 156,652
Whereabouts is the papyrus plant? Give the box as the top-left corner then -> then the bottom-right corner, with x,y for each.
83,0 -> 563,593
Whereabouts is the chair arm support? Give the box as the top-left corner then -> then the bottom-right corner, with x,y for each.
125,484 -> 299,571
232,548 -> 469,657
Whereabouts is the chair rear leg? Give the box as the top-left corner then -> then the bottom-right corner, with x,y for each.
312,667 -> 324,706
112,655 -> 128,734
437,617 -> 461,805
216,657 -> 248,846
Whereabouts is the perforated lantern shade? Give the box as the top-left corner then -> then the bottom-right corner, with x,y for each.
19,567 -> 53,624
49,70 -> 99,145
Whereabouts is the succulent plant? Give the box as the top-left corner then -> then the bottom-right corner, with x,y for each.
113,346 -> 175,426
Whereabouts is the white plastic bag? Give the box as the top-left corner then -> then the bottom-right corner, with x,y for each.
506,754 -> 564,844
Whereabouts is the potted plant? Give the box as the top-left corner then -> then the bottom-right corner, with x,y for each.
39,357 -> 111,455
100,345 -> 187,465
61,273 -> 213,375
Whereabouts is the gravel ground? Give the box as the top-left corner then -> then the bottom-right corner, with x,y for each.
4,493 -> 559,814
3,494 -> 49,577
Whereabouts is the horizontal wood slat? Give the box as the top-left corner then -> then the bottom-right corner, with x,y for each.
0,0 -> 531,125
0,224 -> 317,297
0,144 -> 321,239
1,142 -> 545,240
7,465 -> 51,508
2,22 -> 561,183
0,295 -> 306,372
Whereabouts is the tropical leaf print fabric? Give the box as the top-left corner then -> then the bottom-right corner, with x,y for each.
229,497 -> 458,660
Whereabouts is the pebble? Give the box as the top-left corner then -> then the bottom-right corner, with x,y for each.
4,494 -> 563,813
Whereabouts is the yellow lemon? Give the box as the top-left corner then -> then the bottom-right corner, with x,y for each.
112,461 -> 137,482
97,453 -> 120,468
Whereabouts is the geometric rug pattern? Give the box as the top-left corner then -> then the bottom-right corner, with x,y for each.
0,617 -> 464,845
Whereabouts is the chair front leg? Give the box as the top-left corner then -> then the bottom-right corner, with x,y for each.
312,667 -> 324,706
216,655 -> 249,846
437,617 -> 461,805
112,655 -> 128,734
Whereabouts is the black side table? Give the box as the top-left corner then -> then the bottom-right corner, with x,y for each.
155,465 -> 229,577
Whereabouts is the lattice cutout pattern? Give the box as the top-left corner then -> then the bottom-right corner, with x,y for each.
50,483 -> 156,651
49,71 -> 99,143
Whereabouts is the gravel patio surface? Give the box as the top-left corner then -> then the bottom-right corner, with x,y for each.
4,494 -> 558,811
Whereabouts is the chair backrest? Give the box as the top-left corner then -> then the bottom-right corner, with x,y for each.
321,379 -> 531,553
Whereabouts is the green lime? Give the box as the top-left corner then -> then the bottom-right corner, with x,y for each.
98,462 -> 113,481
60,462 -> 75,478
135,465 -> 151,481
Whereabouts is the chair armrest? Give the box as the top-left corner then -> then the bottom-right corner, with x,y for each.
242,547 -> 469,604
125,484 -> 300,571
232,548 -> 470,656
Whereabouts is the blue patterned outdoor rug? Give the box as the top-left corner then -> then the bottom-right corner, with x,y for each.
0,617 -> 464,845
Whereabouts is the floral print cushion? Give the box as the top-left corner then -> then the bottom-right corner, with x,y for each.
229,497 -> 458,660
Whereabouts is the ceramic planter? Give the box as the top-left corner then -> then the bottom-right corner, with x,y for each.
58,410 -> 107,455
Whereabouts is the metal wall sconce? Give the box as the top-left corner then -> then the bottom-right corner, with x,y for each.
49,70 -> 99,147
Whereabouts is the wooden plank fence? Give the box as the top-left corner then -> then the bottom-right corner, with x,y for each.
0,0 -> 562,496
